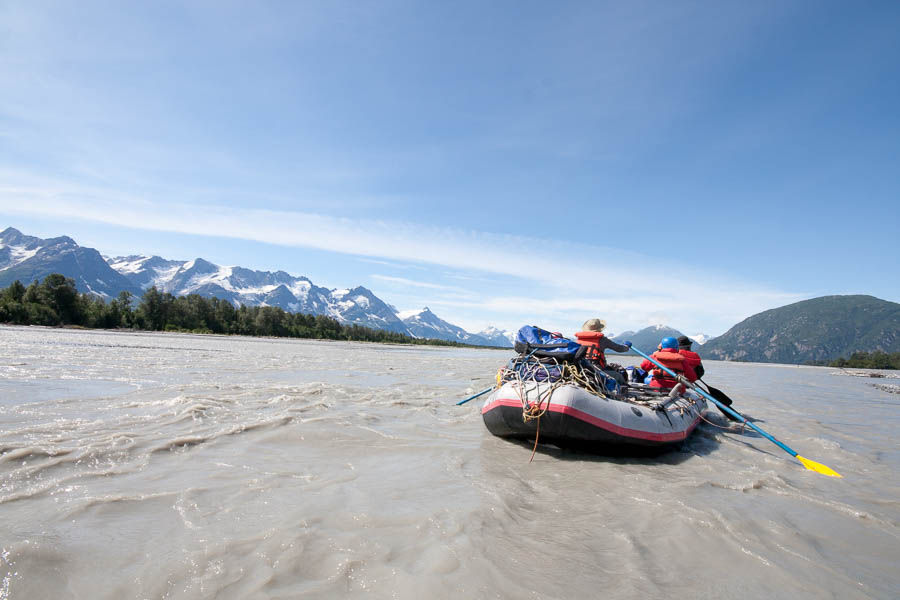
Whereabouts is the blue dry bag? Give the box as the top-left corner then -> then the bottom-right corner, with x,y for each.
513,325 -> 586,362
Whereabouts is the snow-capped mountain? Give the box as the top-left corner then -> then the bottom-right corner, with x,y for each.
398,307 -> 483,344
331,287 -> 410,334
476,326 -> 516,347
106,255 -> 336,317
397,309 -> 514,347
105,255 -> 184,291
110,253 -> 514,344
0,227 -> 141,298
686,333 -> 710,345
109,254 -> 412,334
1,226 -> 515,346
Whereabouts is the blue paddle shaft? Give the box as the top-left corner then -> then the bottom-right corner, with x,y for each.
456,386 -> 493,406
631,346 -> 800,459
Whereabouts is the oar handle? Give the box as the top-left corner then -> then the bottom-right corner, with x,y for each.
630,346 -> 799,458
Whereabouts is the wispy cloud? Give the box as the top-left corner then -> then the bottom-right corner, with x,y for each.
357,258 -> 428,270
0,172 -> 804,334
371,274 -> 465,292
0,177 -> 661,290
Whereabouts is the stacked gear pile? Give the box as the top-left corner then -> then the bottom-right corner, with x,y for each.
502,325 -> 671,403
480,326 -> 708,454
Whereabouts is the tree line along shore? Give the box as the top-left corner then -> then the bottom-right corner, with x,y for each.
0,273 -> 483,348
817,352 -> 900,370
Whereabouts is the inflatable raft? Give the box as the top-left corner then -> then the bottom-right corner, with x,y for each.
482,381 -> 707,452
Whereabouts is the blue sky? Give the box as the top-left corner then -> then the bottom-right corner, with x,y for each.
2,1 -> 899,337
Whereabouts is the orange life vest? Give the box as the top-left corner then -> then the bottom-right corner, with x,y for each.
650,349 -> 687,387
574,331 -> 607,368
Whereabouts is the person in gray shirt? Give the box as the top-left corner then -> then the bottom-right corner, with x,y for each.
574,318 -> 631,385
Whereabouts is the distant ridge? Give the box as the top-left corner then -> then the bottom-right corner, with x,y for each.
399,307 -> 500,345
611,325 -> 685,352
7,227 -> 895,362
700,295 -> 900,364
0,227 -> 513,347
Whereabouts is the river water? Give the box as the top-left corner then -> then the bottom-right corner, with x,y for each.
1,326 -> 897,599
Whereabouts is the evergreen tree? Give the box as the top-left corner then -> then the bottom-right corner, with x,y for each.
138,287 -> 171,330
3,280 -> 25,303
116,290 -> 135,328
23,280 -> 41,304
39,274 -> 81,324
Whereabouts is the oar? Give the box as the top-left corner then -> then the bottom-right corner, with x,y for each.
697,379 -> 740,421
456,386 -> 493,406
457,349 -> 536,406
699,380 -> 733,406
631,346 -> 842,477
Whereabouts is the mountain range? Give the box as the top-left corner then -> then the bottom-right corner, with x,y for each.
0,227 -> 513,347
4,226 -> 898,365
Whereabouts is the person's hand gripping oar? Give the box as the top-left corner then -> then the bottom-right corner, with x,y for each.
631,346 -> 842,477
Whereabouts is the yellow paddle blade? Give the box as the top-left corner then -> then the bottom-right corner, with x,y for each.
797,455 -> 842,478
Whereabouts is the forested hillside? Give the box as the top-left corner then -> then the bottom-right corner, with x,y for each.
701,295 -> 900,364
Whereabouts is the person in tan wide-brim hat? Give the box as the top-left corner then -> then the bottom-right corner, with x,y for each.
581,318 -> 606,332
574,318 -> 632,385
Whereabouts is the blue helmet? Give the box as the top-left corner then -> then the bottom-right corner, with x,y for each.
660,336 -> 678,349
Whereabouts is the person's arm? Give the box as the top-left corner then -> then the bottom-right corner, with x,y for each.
683,361 -> 698,382
600,337 -> 631,353
683,351 -> 705,379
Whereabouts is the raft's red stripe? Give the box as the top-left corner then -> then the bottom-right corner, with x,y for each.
482,398 -> 700,442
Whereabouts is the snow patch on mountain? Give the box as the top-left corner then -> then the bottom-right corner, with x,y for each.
0,244 -> 39,267
106,256 -> 152,275
1,228 -> 50,271
397,308 -> 426,320
150,264 -> 182,287
289,279 -> 312,300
